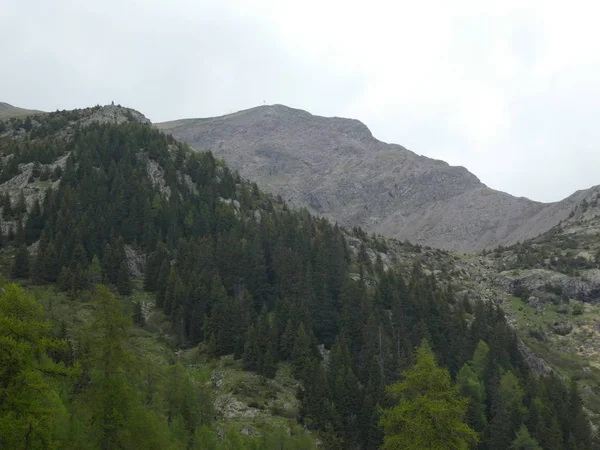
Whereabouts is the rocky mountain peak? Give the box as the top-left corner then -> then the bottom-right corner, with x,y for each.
82,104 -> 150,126
157,105 -> 597,252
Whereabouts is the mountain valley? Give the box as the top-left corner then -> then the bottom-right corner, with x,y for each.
0,103 -> 598,449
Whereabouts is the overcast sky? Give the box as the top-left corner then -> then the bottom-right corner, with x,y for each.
2,0 -> 599,202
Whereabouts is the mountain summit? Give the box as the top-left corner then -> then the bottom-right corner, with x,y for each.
157,105 -> 598,251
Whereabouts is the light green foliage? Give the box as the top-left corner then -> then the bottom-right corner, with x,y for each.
88,254 -> 102,285
488,371 -> 526,450
164,362 -> 213,441
511,425 -> 542,450
470,340 -> 489,378
456,341 -> 489,434
0,283 -> 73,449
380,340 -> 478,450
69,285 -> 172,450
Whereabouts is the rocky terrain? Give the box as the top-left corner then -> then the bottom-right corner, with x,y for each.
158,105 -> 598,252
6,102 -> 600,418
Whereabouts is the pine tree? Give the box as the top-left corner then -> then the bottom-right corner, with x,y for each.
117,260 -> 132,296
456,341 -> 489,436
155,259 -> 170,309
12,244 -> 30,279
261,342 -> 277,379
327,336 -> 362,446
511,425 -> 542,450
43,242 -> 60,282
292,323 -> 314,379
567,379 -> 592,449
488,371 -> 527,450
380,339 -> 478,450
15,189 -> 27,219
243,324 -> 261,372
57,266 -> 73,292
280,318 -> 296,360
88,254 -> 102,285
133,301 -> 145,326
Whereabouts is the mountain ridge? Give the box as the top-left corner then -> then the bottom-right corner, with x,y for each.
157,104 -> 598,251
0,102 -> 43,119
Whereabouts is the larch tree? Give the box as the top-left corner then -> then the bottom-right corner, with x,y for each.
380,339 -> 478,450
0,283 -> 72,449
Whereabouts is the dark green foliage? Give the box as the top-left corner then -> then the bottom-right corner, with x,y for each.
12,244 -> 30,279
0,114 -> 592,449
117,261 -> 132,296
133,301 -> 144,326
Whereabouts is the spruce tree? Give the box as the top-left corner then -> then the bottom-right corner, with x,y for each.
117,260 -> 132,296
511,425 -> 542,450
12,244 -> 30,279
88,254 -> 102,285
488,371 -> 527,450
261,342 -> 277,379
292,323 -> 313,379
243,324 -> 261,372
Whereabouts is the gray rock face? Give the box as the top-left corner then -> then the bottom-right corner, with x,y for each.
499,268 -> 600,303
157,105 -> 598,251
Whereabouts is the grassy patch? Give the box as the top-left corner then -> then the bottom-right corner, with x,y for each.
505,294 -> 600,415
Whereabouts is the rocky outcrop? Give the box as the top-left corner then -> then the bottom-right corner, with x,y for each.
499,269 -> 600,303
157,105 -> 598,251
517,340 -> 555,376
139,153 -> 171,199
80,104 -> 150,127
125,245 -> 146,277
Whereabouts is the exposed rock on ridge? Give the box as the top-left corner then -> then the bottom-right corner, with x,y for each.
157,105 -> 597,251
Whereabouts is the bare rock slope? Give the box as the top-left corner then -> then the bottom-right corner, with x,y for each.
158,105 -> 597,251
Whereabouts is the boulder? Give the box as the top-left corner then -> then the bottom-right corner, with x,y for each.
549,321 -> 573,336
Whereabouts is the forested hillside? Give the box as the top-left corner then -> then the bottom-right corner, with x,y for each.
0,106 -> 596,449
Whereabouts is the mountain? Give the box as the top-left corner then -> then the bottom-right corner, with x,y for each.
157,105 -> 598,252
1,103 -> 595,448
0,101 -> 43,119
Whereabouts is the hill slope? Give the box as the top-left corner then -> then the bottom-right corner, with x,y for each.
1,104 -> 596,448
158,105 -> 597,251
0,101 -> 43,119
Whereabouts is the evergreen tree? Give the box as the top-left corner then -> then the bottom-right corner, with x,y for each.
133,301 -> 145,327
117,261 -> 132,296
488,371 -> 527,450
511,425 -> 542,450
88,254 -> 102,285
456,341 -> 489,436
12,244 -> 30,279
43,242 -> 60,282
261,342 -> 277,379
292,323 -> 314,379
566,379 -> 592,449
